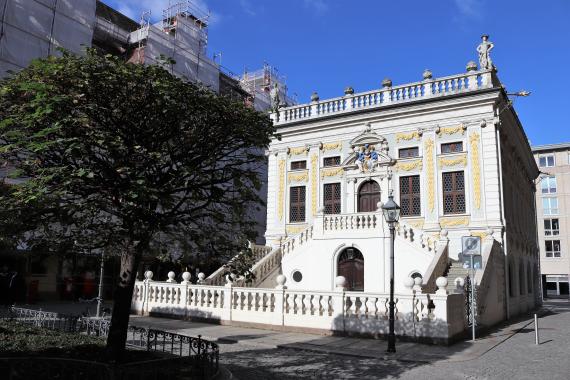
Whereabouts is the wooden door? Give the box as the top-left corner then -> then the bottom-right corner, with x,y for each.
358,181 -> 380,212
338,248 -> 364,291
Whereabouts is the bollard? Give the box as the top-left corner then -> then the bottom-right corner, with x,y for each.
534,313 -> 539,345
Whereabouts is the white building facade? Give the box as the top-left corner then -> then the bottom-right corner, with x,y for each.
133,45 -> 541,342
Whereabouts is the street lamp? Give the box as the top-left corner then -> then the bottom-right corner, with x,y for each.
381,194 -> 400,353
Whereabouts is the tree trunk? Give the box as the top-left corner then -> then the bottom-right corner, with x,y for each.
105,245 -> 142,362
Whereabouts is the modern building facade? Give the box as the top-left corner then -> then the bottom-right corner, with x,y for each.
533,143 -> 570,298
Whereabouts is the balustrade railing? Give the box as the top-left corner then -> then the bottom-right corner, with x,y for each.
322,213 -> 380,232
133,277 -> 465,341
274,70 -> 494,125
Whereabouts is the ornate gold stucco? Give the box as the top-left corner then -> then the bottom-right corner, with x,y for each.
437,125 -> 466,137
438,153 -> 468,168
321,141 -> 342,151
439,217 -> 470,227
288,146 -> 308,156
405,219 -> 425,229
288,170 -> 309,183
424,138 -> 435,212
320,167 -> 344,179
286,225 -> 307,235
278,159 -> 285,221
396,131 -> 421,143
311,154 -> 318,216
394,159 -> 423,172
470,132 -> 481,209
470,231 -> 487,239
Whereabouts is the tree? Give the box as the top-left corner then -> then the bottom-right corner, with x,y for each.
0,50 -> 275,360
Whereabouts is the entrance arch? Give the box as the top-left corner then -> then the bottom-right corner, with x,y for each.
338,247 -> 364,291
358,180 -> 380,212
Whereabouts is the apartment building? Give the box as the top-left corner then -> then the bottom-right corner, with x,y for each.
533,143 -> 570,298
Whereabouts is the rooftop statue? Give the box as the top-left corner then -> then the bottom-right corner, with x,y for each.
270,83 -> 281,111
477,34 -> 495,70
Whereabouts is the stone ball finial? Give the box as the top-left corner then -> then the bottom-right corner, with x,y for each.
181,271 -> 191,284
382,78 -> 392,88
344,86 -> 354,95
311,91 -> 320,102
144,270 -> 153,281
404,277 -> 414,289
440,229 -> 449,238
376,201 -> 383,211
166,271 -> 176,283
436,276 -> 448,291
197,272 -> 205,284
414,277 -> 423,286
454,277 -> 465,288
422,69 -> 433,80
466,61 -> 478,72
276,274 -> 286,286
335,276 -> 347,289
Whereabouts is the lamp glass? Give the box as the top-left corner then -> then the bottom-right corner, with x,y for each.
382,195 -> 401,223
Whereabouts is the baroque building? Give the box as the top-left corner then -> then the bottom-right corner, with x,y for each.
257,40 -> 540,322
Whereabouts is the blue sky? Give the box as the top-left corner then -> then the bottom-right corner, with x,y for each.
102,0 -> 569,146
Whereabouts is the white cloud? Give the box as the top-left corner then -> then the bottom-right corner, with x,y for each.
240,0 -> 256,16
304,0 -> 328,13
454,0 -> 483,18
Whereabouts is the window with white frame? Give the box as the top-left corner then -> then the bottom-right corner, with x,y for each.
545,240 -> 561,258
539,154 -> 555,167
542,197 -> 559,215
544,219 -> 560,236
541,176 -> 557,194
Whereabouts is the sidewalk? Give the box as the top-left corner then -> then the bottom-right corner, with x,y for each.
128,303 -> 554,364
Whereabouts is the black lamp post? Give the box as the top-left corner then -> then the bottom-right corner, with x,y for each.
381,194 -> 400,353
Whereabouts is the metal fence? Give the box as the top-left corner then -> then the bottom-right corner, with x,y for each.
1,306 -> 220,379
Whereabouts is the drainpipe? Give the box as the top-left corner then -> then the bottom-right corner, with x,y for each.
494,107 -> 510,319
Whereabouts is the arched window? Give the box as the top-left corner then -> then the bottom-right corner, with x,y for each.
338,247 -> 364,291
358,181 -> 380,213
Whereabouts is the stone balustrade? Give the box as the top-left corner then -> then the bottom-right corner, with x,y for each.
322,213 -> 380,233
132,272 -> 466,343
272,70 -> 496,125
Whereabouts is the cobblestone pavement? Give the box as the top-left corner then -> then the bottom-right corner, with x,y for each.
220,301 -> 570,380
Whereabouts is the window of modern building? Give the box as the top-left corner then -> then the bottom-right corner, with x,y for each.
399,147 -> 419,159
323,183 -> 341,214
541,176 -> 557,194
542,197 -> 559,215
545,240 -> 561,258
539,154 -> 555,167
442,171 -> 466,214
441,142 -> 463,154
544,219 -> 560,236
290,160 -> 306,170
289,186 -> 306,222
400,175 -> 421,216
527,266 -> 532,294
323,156 -> 341,167
519,263 -> 525,295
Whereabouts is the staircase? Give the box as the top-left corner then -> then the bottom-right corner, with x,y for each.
445,259 -> 470,289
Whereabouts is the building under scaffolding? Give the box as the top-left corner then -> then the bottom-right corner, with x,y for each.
239,64 -> 297,111
127,0 -> 219,92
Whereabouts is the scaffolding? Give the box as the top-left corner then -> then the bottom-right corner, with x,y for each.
240,63 -> 297,111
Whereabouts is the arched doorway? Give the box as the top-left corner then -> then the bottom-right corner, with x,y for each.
338,247 -> 364,291
358,180 -> 380,212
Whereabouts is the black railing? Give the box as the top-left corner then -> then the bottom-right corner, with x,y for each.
1,307 -> 220,379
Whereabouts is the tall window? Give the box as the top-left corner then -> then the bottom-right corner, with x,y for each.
542,197 -> 559,215
545,240 -> 561,258
399,147 -> 419,159
290,160 -> 306,170
539,154 -> 555,167
323,156 -> 341,167
544,219 -> 560,236
541,176 -> 557,194
323,183 -> 341,214
400,175 -> 421,216
442,171 -> 466,214
289,186 -> 306,222
441,142 -> 463,154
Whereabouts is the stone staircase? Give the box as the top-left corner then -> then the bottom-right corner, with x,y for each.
445,259 -> 470,289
